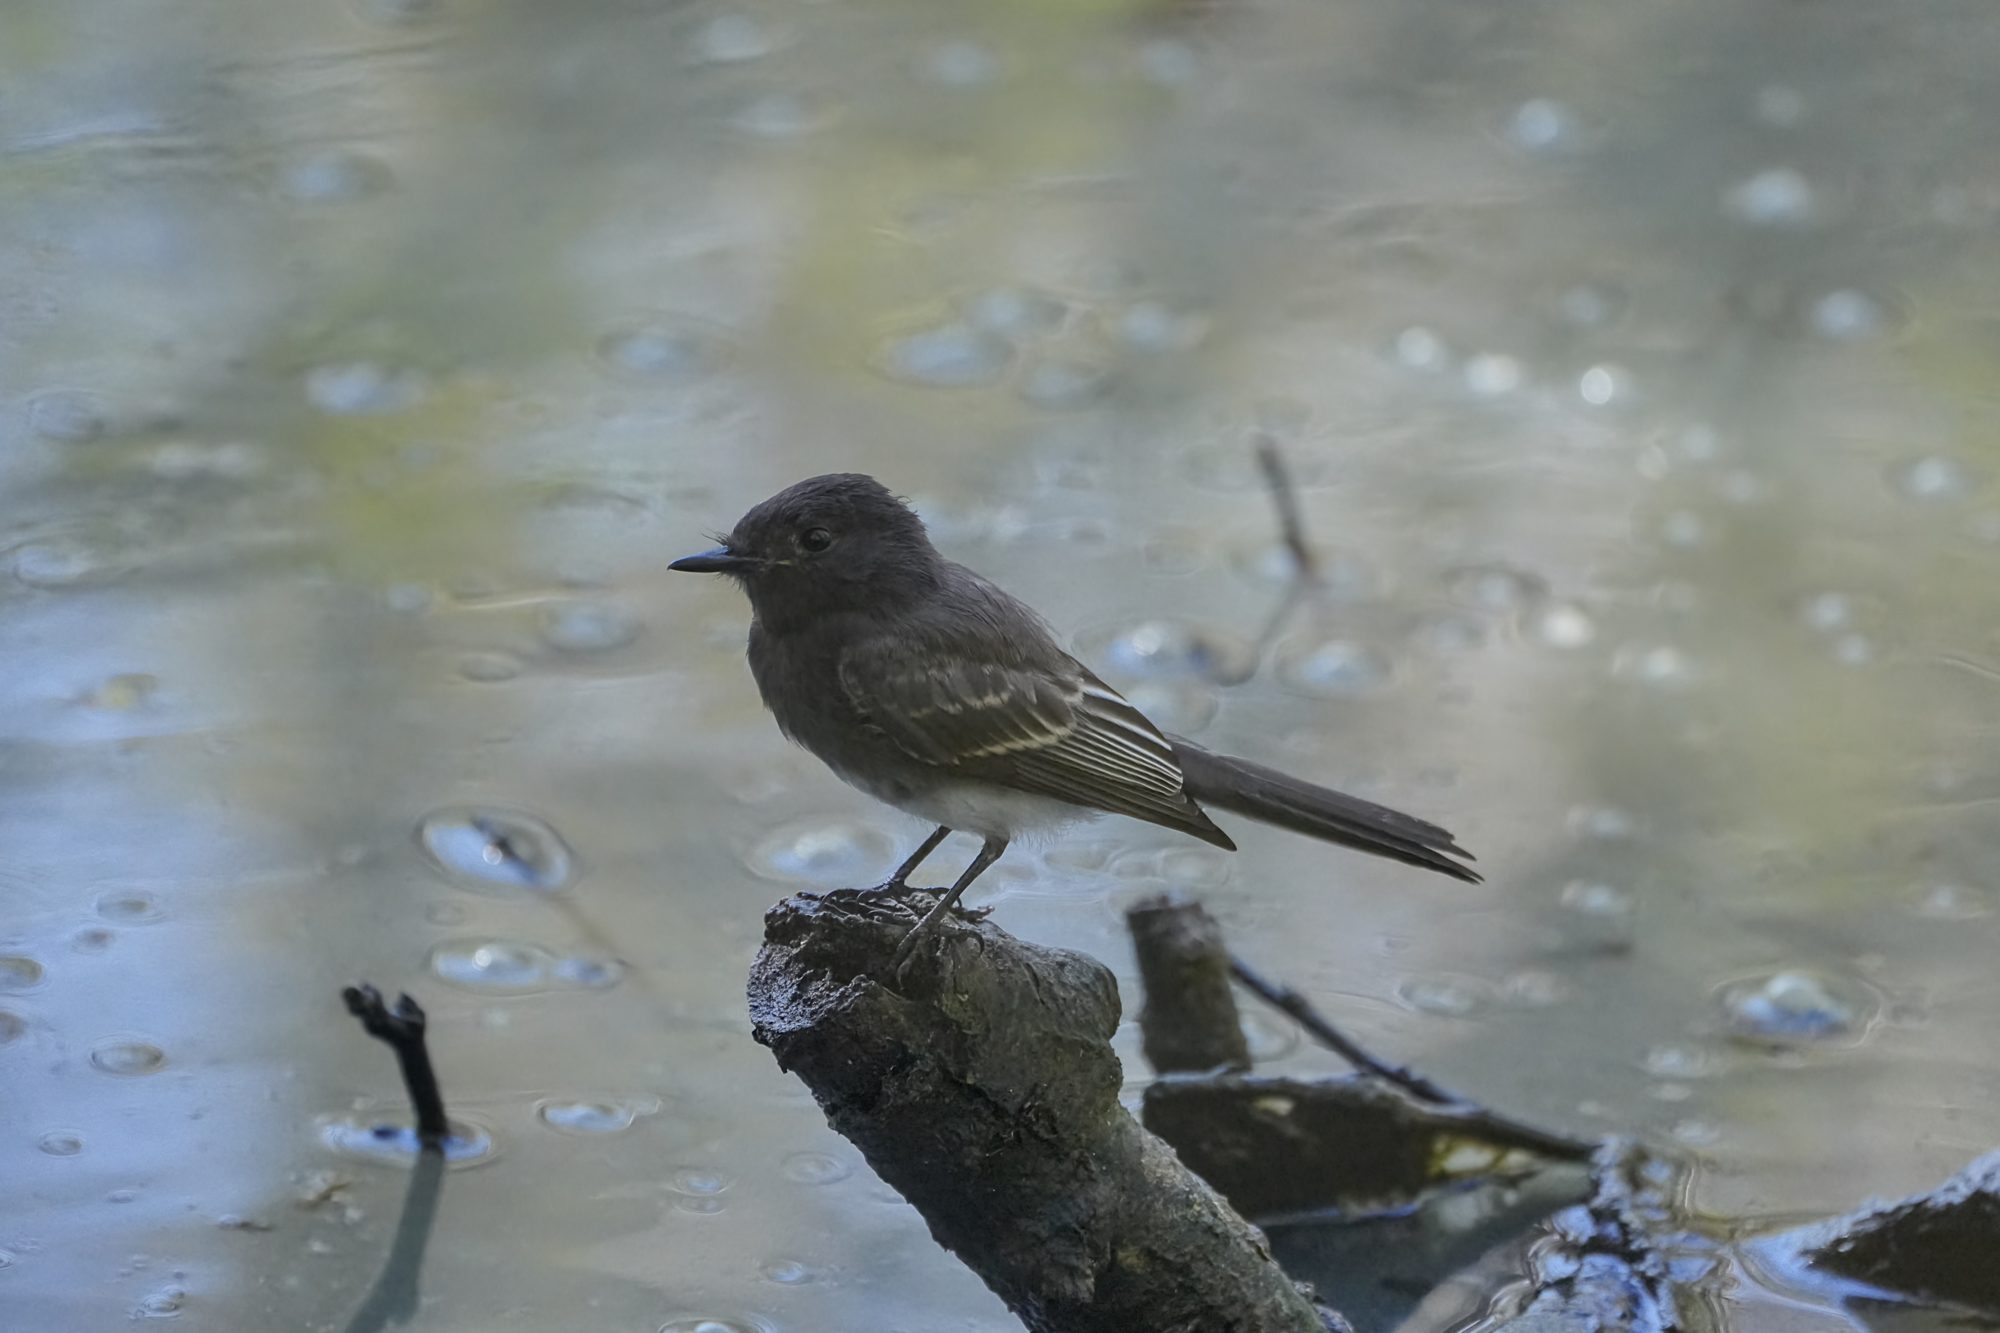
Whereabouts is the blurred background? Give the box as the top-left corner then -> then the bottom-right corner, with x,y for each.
4,0 -> 1999,1328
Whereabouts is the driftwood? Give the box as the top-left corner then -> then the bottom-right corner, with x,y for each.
748,887 -> 1347,1333
1797,1149 -> 2000,1315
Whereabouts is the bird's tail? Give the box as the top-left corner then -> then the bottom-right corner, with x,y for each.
1170,741 -> 1481,883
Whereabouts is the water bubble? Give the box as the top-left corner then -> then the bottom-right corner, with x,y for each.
1137,37 -> 1200,87
428,939 -> 556,992
780,1150 -> 851,1184
1507,98 -> 1578,153
658,1318 -> 771,1333
537,1095 -> 661,1135
457,652 -> 522,682
1659,510 -> 1707,549
745,818 -> 895,884
1560,880 -> 1632,917
758,1258 -> 822,1285
0,1011 -> 24,1044
1799,592 -> 1852,632
1018,356 -> 1115,410
690,12 -> 773,63
1613,643 -> 1695,689
1809,289 -> 1890,342
874,322 -> 1012,388
320,1114 -> 496,1167
305,362 -> 427,416
1719,970 -> 1872,1046
552,954 -> 625,990
9,539 -> 113,589
133,1286 -> 187,1319
1567,805 -> 1636,839
1500,969 -> 1570,1008
1391,325 -> 1450,371
596,321 -> 728,382
95,890 -> 162,924
1831,633 -> 1873,667
1463,352 -> 1524,396
919,38 -> 1000,87
1671,1119 -> 1722,1147
284,151 -> 394,202
1117,300 -> 1206,352
417,807 -> 575,893
28,389 -> 109,442
1890,455 -> 1975,502
1087,619 -> 1255,683
1724,167 -> 1816,226
1448,564 -> 1545,613
0,956 -> 46,992
1275,638 -> 1393,697
1396,976 -> 1490,1018
1643,1043 -> 1717,1080
39,1131 -> 83,1155
1578,364 -> 1628,407
539,601 -> 640,653
1534,602 -> 1596,648
964,285 -> 1067,338
90,1039 -> 166,1076
1909,882 -> 1992,921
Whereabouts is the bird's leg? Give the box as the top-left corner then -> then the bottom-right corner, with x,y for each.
885,825 -> 951,889
891,836 -> 1007,973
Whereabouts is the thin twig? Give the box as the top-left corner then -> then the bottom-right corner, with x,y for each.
1228,955 -> 1598,1162
1254,434 -> 1319,585
342,984 -> 450,1150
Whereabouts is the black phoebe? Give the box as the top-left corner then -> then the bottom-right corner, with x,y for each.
673,473 -> 1478,963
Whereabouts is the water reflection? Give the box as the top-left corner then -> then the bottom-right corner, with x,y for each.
7,0 -> 2000,1326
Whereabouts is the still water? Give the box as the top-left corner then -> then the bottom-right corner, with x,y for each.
4,0 -> 1998,1328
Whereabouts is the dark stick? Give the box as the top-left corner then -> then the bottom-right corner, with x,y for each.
1255,434 -> 1320,585
342,984 -> 451,1151
1228,955 -> 1597,1162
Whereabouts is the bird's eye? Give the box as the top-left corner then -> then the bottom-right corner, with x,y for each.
799,526 -> 834,553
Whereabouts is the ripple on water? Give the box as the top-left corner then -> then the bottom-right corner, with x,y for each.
658,1318 -> 772,1333
595,320 -> 730,383
745,818 -> 895,884
1448,563 -> 1546,613
320,1114 -> 496,1168
1506,97 -> 1579,153
283,150 -> 394,202
1809,289 -> 1894,342
1019,356 -> 1115,411
1718,970 -> 1877,1047
133,1286 -> 187,1320
1275,637 -> 1394,698
1116,680 -> 1218,734
1908,881 -> 1993,921
1534,602 -> 1597,648
90,1039 -> 166,1076
417,807 -> 575,893
1079,619 -> 1257,684
305,362 -> 427,416
537,1095 -> 662,1135
539,601 -> 641,653
1396,976 -> 1492,1018
0,956 -> 46,992
1889,455 -> 1977,502
39,1131 -> 83,1155
428,939 -> 557,992
873,322 -> 1012,388
780,1150 -> 852,1185
457,652 -> 523,683
965,286 -> 1065,337
1723,167 -> 1817,226
96,890 -> 163,923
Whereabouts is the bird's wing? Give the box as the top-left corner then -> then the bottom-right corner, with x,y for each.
836,639 -> 1233,848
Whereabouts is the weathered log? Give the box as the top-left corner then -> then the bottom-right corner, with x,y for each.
1127,894 -> 1253,1074
748,887 -> 1345,1333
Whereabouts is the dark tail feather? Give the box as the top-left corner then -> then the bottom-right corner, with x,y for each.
1171,741 -> 1482,884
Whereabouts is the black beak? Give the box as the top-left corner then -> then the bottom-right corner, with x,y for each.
669,546 -> 756,574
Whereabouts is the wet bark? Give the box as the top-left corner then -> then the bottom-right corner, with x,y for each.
747,888 -> 1345,1333
1127,894 -> 1253,1074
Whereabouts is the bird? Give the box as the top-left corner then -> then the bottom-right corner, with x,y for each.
671,473 -> 1478,967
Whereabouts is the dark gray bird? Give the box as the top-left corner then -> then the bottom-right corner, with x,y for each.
672,473 -> 1478,964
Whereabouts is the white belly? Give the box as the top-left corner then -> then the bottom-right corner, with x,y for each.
846,770 -> 1097,845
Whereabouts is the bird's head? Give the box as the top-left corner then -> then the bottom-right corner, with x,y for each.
670,473 -> 941,627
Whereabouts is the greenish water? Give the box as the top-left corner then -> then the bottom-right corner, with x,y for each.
4,0 -> 1999,1328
